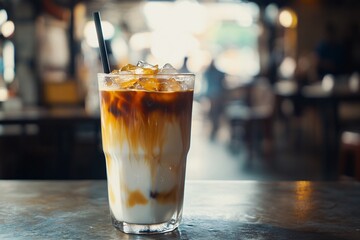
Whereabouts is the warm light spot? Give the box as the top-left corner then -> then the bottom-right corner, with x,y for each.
294,181 -> 313,220
279,9 -> 298,28
127,190 -> 148,207
1,20 -> 14,38
296,181 -> 311,201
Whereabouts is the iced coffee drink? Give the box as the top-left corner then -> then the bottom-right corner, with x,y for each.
98,62 -> 194,234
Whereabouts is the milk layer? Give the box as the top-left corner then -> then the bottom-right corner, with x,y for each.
105,121 -> 187,224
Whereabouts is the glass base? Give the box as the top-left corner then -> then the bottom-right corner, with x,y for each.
111,215 -> 180,235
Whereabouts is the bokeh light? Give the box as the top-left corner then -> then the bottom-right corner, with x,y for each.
84,20 -> 115,48
279,9 -> 298,28
0,9 -> 8,26
3,40 -> 15,83
1,20 -> 15,38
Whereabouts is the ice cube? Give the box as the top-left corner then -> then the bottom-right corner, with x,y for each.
105,78 -> 113,86
134,67 -> 144,74
159,78 -> 182,91
159,63 -> 178,74
120,79 -> 138,89
136,60 -> 155,69
139,78 -> 160,91
120,64 -> 137,72
134,61 -> 159,74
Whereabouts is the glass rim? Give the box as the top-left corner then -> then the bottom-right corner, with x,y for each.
98,72 -> 195,77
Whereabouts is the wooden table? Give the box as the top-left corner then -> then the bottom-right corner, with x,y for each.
0,180 -> 359,239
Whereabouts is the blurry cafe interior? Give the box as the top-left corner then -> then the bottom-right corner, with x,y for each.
0,0 -> 359,181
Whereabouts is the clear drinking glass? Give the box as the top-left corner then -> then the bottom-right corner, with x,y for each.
98,72 -> 194,234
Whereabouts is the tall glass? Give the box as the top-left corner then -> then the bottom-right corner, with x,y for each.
98,72 -> 194,234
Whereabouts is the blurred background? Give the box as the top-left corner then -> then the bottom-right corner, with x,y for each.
0,0 -> 359,181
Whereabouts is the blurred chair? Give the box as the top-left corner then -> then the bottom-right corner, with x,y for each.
225,77 -> 275,164
339,130 -> 360,181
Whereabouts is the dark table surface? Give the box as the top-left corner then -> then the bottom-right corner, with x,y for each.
0,180 -> 360,239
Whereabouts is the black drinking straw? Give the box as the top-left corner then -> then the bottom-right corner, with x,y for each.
93,12 -> 111,73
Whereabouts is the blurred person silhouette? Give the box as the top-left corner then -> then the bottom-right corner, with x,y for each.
267,38 -> 285,85
314,22 -> 345,80
203,59 -> 226,140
